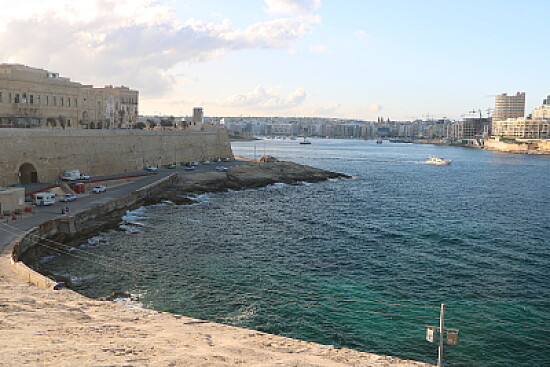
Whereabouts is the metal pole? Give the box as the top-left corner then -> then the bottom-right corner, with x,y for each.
438,303 -> 445,367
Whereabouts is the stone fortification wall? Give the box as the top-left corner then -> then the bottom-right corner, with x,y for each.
484,139 -> 550,154
0,128 -> 233,186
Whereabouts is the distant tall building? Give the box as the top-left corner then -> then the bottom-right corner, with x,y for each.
492,92 -> 525,122
192,107 -> 204,124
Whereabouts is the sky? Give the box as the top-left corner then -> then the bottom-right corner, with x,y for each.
1,0 -> 549,120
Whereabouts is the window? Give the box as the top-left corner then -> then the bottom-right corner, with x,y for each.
37,95 -> 41,105
61,97 -> 64,107
53,96 -> 56,106
74,98 -> 77,107
0,92 -> 2,103
45,96 -> 49,105
22,93 -> 27,103
67,98 -> 70,107
15,94 -> 20,103
30,95 -> 34,104
8,93 -> 12,103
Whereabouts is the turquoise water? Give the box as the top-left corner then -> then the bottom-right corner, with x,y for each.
40,139 -> 550,366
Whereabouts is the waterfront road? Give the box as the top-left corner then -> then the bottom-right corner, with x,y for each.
0,160 -> 242,280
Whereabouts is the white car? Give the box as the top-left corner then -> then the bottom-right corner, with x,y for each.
60,193 -> 77,202
92,185 -> 107,193
215,166 -> 228,172
146,166 -> 158,172
79,174 -> 91,180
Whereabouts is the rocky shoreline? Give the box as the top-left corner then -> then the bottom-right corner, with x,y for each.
21,161 -> 350,267
1,161 -> 433,367
154,160 -> 350,203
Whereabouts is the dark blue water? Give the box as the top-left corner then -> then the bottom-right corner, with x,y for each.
40,139 -> 550,366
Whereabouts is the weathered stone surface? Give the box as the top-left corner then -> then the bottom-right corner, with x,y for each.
0,128 -> 233,186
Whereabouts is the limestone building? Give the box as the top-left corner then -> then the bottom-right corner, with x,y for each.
492,95 -> 550,139
0,64 -> 138,129
492,92 -> 525,122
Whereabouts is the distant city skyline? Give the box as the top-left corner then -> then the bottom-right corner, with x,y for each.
1,0 -> 549,120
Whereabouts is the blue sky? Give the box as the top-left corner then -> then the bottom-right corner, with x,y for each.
1,0 -> 549,120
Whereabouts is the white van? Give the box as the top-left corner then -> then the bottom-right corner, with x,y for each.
61,169 -> 81,181
34,192 -> 56,206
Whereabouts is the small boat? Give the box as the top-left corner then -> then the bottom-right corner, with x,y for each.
300,137 -> 311,145
376,140 -> 383,144
425,156 -> 451,165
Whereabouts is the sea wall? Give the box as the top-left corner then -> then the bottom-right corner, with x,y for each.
11,173 -> 179,287
483,139 -> 550,154
0,127 -> 233,186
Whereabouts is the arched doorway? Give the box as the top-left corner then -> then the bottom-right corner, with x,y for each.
19,163 -> 38,184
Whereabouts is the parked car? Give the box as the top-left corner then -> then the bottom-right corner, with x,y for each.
184,166 -> 195,171
201,160 -> 210,165
92,185 -> 107,193
60,193 -> 77,202
221,157 -> 230,162
146,166 -> 158,172
215,166 -> 228,172
190,161 -> 199,166
79,174 -> 91,180
166,163 -> 176,169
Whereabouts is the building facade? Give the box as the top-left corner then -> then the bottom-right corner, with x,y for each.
492,95 -> 550,139
492,92 -> 525,123
0,64 -> 138,129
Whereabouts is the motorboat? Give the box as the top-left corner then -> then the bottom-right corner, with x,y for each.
425,156 -> 451,165
299,137 -> 311,145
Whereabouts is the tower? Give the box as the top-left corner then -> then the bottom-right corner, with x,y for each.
493,92 -> 525,122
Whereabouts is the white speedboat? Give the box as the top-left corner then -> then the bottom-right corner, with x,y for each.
425,156 -> 451,165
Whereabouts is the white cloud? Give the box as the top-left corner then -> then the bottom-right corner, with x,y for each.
0,0 -> 316,97
224,86 -> 306,109
264,0 -> 321,16
300,103 -> 341,116
355,30 -> 371,40
309,44 -> 329,53
368,104 -> 383,112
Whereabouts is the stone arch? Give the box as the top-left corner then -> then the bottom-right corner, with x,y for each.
19,162 -> 38,184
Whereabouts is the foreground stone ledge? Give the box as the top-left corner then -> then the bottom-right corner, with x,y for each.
0,283 -> 433,366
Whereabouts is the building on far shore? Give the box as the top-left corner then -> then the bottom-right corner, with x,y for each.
492,92 -> 525,123
492,95 -> 550,139
0,64 -> 138,129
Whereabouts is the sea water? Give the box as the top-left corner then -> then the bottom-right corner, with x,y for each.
39,139 -> 550,366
